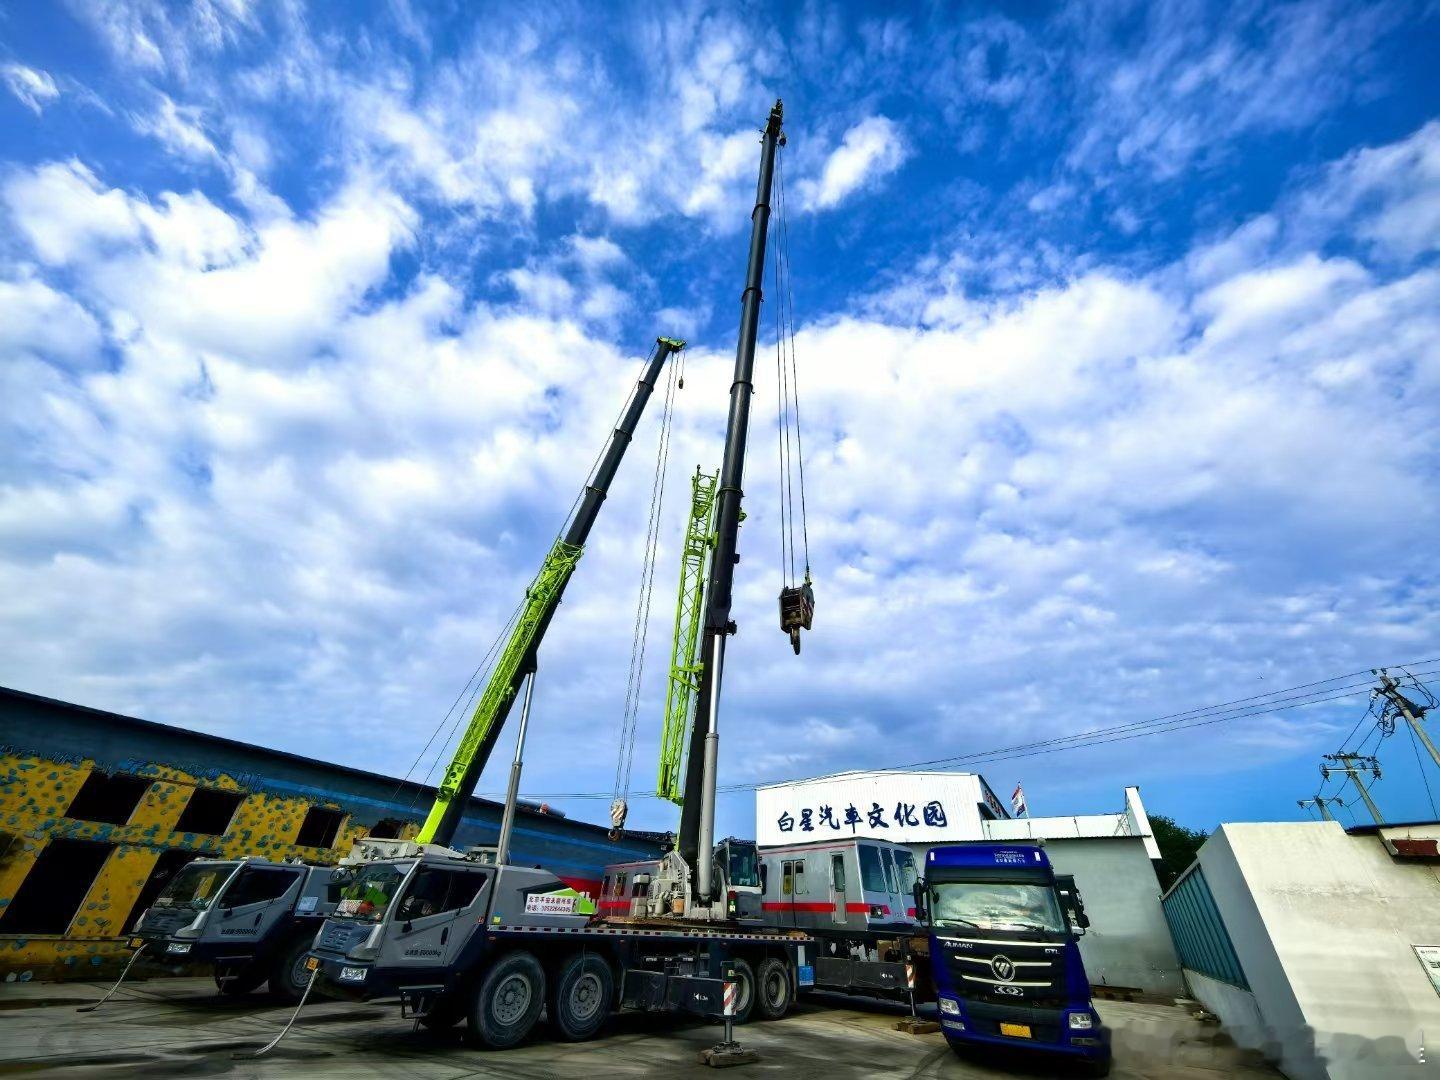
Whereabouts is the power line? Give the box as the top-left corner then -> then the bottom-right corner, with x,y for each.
481,655 -> 1440,801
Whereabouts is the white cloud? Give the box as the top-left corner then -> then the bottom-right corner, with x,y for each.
800,115 -> 908,210
1298,120 -> 1440,261
2,63 -> 60,114
0,276 -> 104,368
3,161 -> 142,264
132,93 -> 220,161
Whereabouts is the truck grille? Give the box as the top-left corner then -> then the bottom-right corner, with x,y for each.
938,935 -> 1067,1010
137,906 -> 194,936
317,921 -> 370,954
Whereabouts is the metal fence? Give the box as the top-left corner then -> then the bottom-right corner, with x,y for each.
1160,862 -> 1249,989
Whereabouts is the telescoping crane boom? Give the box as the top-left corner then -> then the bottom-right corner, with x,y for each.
673,100 -> 786,902
415,336 -> 686,849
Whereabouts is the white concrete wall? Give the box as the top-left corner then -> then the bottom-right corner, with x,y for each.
1183,968 -> 1267,1050
1199,821 -> 1440,1080
1045,836 -> 1184,998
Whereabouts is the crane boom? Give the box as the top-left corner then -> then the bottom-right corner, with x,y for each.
417,336 -> 686,848
676,101 -> 785,898
657,467 -> 719,803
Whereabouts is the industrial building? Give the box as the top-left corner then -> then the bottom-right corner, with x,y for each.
1161,819 -> 1440,1080
0,686 -> 663,980
756,770 -> 1185,998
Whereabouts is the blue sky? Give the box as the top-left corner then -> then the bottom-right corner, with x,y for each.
3,0 -> 1440,840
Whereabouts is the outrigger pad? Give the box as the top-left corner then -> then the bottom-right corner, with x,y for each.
699,1042 -> 761,1068
895,1016 -> 941,1035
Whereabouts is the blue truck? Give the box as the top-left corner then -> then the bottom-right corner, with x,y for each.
915,844 -> 1111,1076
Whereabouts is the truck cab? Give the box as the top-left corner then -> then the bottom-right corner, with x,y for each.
129,856 -> 338,1002
918,844 -> 1110,1075
601,837 -> 762,922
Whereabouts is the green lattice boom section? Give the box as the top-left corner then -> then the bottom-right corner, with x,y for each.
657,467 -> 719,804
417,538 -> 583,843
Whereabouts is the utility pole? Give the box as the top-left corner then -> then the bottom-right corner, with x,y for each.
1297,795 -> 1344,822
1320,754 -> 1385,825
1375,669 -> 1440,770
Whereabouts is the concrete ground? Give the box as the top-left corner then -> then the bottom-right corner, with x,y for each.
0,978 -> 1281,1079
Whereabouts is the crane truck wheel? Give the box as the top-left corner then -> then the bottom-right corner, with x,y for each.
753,956 -> 792,1019
268,935 -> 316,1004
465,950 -> 546,1049
726,957 -> 756,1024
548,952 -> 613,1041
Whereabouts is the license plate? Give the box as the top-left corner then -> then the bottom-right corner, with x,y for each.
305,956 -> 320,971
128,937 -> 144,949
999,1022 -> 1032,1039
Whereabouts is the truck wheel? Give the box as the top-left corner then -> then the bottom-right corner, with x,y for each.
753,957 -> 792,1019
268,936 -> 314,1004
465,951 -> 545,1049
418,994 -> 463,1031
727,958 -> 756,1024
215,963 -> 266,996
549,952 -> 613,1041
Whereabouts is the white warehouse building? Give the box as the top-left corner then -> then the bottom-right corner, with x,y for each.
755,770 -> 1184,998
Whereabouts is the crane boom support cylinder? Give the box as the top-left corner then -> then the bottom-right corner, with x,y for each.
494,670 -> 536,866
417,337 -> 684,849
678,101 -> 784,891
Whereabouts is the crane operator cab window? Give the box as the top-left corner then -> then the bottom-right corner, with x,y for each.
725,843 -> 760,888
396,866 -> 485,920
334,861 -> 410,921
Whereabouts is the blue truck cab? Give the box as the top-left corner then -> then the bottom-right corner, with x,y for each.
916,844 -> 1111,1076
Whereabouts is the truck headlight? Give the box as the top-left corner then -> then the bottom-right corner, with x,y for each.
338,966 -> 367,983
1068,1012 -> 1094,1030
939,997 -> 960,1016
167,942 -> 191,954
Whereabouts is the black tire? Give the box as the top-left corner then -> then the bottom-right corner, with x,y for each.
214,962 -> 266,996
548,952 -> 614,1042
1083,1056 -> 1113,1078
753,956 -> 792,1020
268,935 -> 315,1004
418,994 -> 464,1031
465,951 -> 546,1049
727,957 -> 756,1024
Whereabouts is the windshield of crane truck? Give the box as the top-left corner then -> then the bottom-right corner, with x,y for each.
155,862 -> 238,910
333,861 -> 412,922
931,881 -> 1066,933
726,844 -> 759,888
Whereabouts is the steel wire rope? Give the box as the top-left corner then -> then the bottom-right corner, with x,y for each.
775,144 -> 811,575
610,352 -> 681,827
1404,713 -> 1439,819
403,601 -> 526,812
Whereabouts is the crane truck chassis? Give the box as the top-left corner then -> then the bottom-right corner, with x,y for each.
307,841 -> 813,1047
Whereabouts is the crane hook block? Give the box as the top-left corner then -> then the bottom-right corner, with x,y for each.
778,580 -> 815,655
